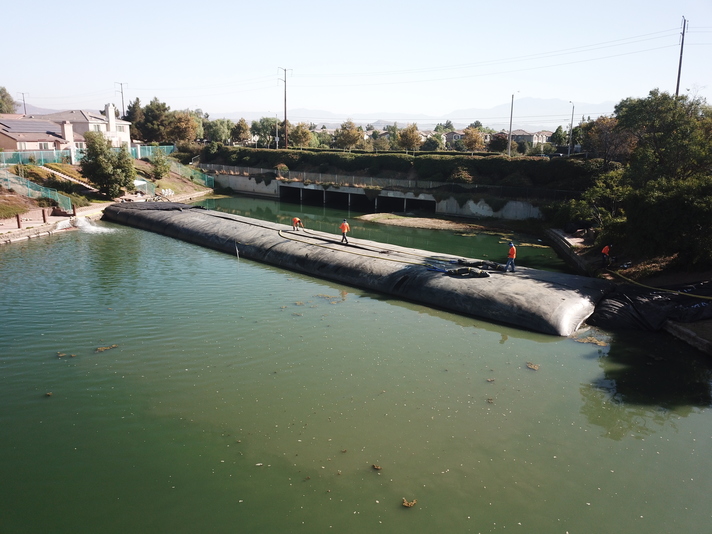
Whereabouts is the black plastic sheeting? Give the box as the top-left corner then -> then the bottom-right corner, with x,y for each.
588,281 -> 712,331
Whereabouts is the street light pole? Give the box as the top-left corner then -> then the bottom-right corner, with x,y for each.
568,101 -> 575,156
275,114 -> 279,149
507,93 -> 514,157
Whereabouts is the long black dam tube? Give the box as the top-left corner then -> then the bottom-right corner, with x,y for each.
102,203 -> 614,336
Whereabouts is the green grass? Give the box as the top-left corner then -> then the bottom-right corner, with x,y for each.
43,163 -> 88,183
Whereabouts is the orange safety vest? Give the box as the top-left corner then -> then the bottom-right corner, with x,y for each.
508,246 -> 516,259
292,217 -> 301,226
340,222 -> 350,233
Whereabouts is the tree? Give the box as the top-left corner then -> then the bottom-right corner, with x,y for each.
123,98 -> 144,141
615,89 -> 712,186
290,122 -> 313,149
334,120 -> 362,151
251,117 -> 278,148
550,126 -> 567,146
231,118 -> 251,145
0,86 -> 18,113
581,116 -> 635,169
398,124 -> 422,153
421,133 -> 444,151
166,111 -> 199,143
277,120 -> 292,148
434,120 -> 455,133
611,90 -> 712,266
373,136 -> 391,151
80,132 -> 135,198
580,169 -> 632,226
468,120 -> 483,129
141,98 -> 171,143
462,127 -> 485,154
315,130 -> 333,148
204,118 -> 234,144
150,148 -> 171,181
383,123 -> 400,148
488,132 -> 510,153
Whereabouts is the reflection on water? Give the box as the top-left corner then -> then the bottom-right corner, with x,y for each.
0,210 -> 711,533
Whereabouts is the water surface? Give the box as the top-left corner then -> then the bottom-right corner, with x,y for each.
1,203 -> 710,533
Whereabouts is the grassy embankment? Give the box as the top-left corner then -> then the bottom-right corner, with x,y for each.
1,159 -> 209,219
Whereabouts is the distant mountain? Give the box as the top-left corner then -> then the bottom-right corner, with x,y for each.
212,98 -> 617,133
14,103 -> 61,116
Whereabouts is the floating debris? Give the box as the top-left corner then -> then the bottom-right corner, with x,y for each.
294,301 -> 304,306
402,498 -> 417,508
526,362 -> 540,371
486,398 -> 494,404
574,336 -> 608,347
45,392 -> 53,397
95,344 -> 118,353
372,464 -> 382,470
341,449 -> 347,453
57,352 -> 66,358
486,378 -> 495,383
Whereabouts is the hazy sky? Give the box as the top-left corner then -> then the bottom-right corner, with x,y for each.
7,0 -> 712,128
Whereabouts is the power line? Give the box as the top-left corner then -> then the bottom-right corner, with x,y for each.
292,44 -> 679,90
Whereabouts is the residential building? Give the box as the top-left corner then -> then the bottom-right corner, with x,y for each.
33,103 -> 131,148
510,129 -> 552,146
0,115 -> 84,153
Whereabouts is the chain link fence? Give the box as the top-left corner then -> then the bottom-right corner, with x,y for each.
0,168 -> 73,212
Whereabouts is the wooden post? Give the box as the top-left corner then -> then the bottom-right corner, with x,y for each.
42,209 -> 48,223
16,214 -> 22,229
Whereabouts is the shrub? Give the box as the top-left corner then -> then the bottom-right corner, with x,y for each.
448,166 -> 473,184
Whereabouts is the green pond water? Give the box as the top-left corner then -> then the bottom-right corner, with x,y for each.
1,197 -> 711,533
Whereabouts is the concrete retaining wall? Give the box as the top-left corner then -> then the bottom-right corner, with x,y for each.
214,173 -> 542,220
436,197 -> 542,220
214,174 -> 280,198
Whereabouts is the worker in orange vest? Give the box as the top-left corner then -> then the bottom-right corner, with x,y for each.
339,219 -> 351,244
601,244 -> 611,268
292,217 -> 304,231
504,242 -> 516,272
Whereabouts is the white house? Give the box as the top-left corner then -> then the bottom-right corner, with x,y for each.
34,103 -> 131,148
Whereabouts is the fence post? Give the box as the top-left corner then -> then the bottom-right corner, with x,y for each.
16,214 -> 22,229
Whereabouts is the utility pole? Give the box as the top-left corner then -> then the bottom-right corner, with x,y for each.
675,17 -> 687,97
278,67 -> 291,148
115,82 -> 127,117
507,93 -> 514,157
19,92 -> 28,115
568,102 -> 575,156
